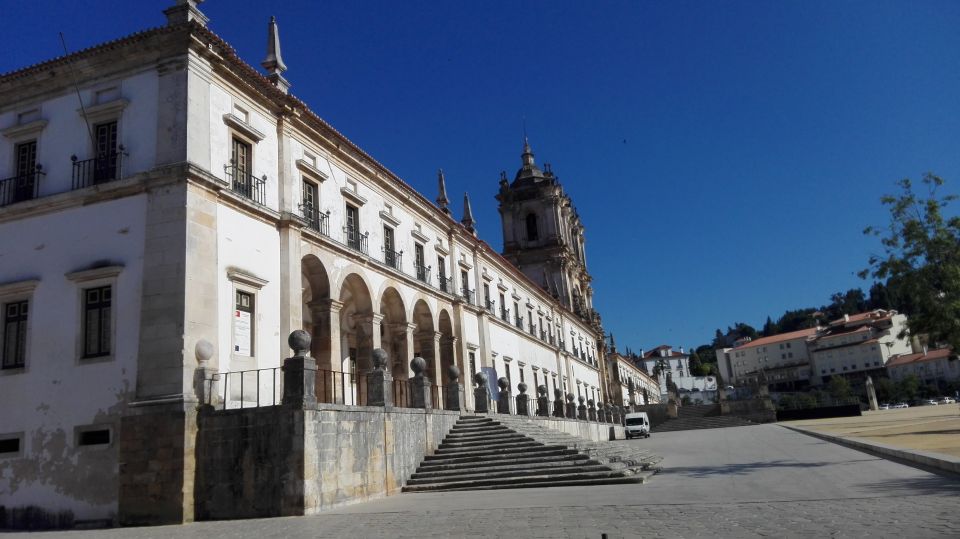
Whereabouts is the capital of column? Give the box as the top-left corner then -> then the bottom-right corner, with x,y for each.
393,322 -> 418,335
308,298 -> 344,314
353,312 -> 385,326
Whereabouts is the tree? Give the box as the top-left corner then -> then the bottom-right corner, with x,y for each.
824,289 -> 867,320
897,374 -> 921,402
861,174 -> 960,354
874,377 -> 896,403
827,376 -> 852,400
762,316 -> 777,337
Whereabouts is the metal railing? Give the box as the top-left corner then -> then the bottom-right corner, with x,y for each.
438,275 -> 451,293
484,299 -> 495,314
383,247 -> 403,270
500,307 -> 510,322
224,164 -> 267,205
300,202 -> 330,236
315,369 -> 370,406
72,149 -> 126,190
205,367 -> 282,410
392,379 -> 442,409
515,315 -> 524,330
344,228 -> 369,254
415,263 -> 431,284
460,288 -> 475,305
0,166 -> 44,207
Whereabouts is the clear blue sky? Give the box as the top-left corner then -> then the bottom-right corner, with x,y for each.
4,1 -> 959,352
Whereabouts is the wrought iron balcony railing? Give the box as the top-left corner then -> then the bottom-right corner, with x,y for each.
0,166 -> 44,207
484,299 -> 495,314
224,163 -> 267,205
460,288 -> 475,305
72,148 -> 126,190
438,275 -> 451,294
383,247 -> 403,270
415,264 -> 431,284
515,315 -> 524,330
299,201 -> 330,236
500,307 -> 510,323
344,227 -> 369,254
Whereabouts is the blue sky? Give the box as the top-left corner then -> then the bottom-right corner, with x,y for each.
3,1 -> 959,352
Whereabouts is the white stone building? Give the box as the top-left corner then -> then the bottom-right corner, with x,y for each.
605,350 -> 660,407
716,327 -> 818,390
809,310 -> 911,385
886,347 -> 960,385
638,345 -> 717,398
0,1 -> 608,524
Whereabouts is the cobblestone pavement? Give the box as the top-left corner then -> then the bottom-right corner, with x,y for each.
15,425 -> 960,538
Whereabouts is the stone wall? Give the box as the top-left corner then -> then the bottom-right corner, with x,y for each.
630,404 -> 672,428
194,405 -> 459,520
720,398 -> 777,423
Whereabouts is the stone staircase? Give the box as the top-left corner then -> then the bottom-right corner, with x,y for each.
403,415 -> 661,492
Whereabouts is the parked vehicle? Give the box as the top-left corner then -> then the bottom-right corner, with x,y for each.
923,399 -> 939,406
879,403 -> 891,410
624,412 -> 651,439
894,402 -> 909,408
939,397 -> 956,404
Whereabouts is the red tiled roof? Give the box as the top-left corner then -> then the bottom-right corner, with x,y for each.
734,327 -> 818,350
886,348 -> 954,367
829,309 -> 895,327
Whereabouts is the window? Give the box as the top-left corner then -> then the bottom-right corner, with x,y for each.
234,290 -> 254,357
93,121 -> 118,183
483,283 -> 492,311
526,213 -> 539,241
345,204 -> 362,250
414,243 -> 426,282
229,136 -> 255,200
437,255 -> 448,292
528,311 -> 534,335
0,434 -> 22,456
460,269 -> 470,300
383,226 -> 399,269
2,300 -> 28,369
302,180 -> 321,231
469,351 -> 476,375
786,342 -> 791,349
77,428 -> 110,447
83,286 -> 112,358
11,140 -> 38,203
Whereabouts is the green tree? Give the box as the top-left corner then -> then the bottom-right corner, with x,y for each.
827,376 -> 852,400
897,374 -> 921,402
861,174 -> 960,353
762,316 -> 777,337
874,377 -> 896,403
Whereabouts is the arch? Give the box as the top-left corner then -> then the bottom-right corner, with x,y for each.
378,286 -> 409,379
301,255 -> 332,368
411,299 -> 438,385
525,212 -> 539,241
337,272 -> 374,404
438,309 -> 456,386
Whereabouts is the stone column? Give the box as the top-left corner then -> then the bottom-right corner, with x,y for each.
565,393 -> 576,419
577,395 -> 587,420
553,388 -> 565,418
866,375 -> 879,411
587,399 -> 597,421
497,377 -> 512,414
308,299 -> 343,372
515,383 -> 530,416
282,331 -> 317,408
445,365 -> 465,411
536,385 -> 550,417
473,372 -> 489,413
409,356 -> 432,409
367,348 -> 393,407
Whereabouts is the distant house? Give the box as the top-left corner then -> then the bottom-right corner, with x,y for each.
639,345 -> 717,399
886,347 -> 960,385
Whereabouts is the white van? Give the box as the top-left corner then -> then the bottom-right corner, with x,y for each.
624,412 -> 651,439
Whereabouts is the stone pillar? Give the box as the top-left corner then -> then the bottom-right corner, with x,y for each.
866,375 -> 879,411
497,377 -> 512,414
597,401 -> 606,423
366,348 -> 393,407
587,399 -> 597,421
193,339 -> 217,409
445,365 -> 464,411
282,331 -> 317,408
308,298 -> 343,372
553,388 -> 565,418
473,372 -> 489,413
577,395 -> 587,420
536,385 -> 550,417
565,393 -> 576,419
409,356 -> 432,409
515,383 -> 530,416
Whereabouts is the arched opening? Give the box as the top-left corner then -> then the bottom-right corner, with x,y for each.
526,213 -> 539,241
301,255 -> 331,368
378,287 -> 408,380
338,273 -> 373,404
438,310 -> 455,385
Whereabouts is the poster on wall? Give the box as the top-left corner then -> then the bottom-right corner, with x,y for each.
234,309 -> 251,355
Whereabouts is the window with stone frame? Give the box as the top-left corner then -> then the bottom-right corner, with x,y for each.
2,300 -> 28,369
82,286 -> 112,359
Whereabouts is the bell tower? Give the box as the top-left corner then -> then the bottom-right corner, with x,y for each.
496,139 -> 595,322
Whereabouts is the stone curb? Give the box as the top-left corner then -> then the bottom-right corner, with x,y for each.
781,424 -> 960,476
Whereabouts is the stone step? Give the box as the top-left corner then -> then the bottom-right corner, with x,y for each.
417,452 -> 591,471
449,424 -> 509,433
422,447 -> 580,466
407,463 -> 615,485
411,458 -> 600,478
443,430 -> 526,441
434,440 -> 542,454
438,435 -> 531,448
402,469 -> 638,492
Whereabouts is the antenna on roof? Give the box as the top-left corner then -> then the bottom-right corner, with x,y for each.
59,32 -> 95,148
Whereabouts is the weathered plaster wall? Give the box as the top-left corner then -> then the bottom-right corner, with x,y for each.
194,406 -> 459,520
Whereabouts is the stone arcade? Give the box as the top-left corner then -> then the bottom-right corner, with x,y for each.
0,0 -> 625,528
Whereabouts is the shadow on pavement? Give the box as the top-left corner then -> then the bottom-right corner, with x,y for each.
858,475 -> 960,495
661,458 -> 881,478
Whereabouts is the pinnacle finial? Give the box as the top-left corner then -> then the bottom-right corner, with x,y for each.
436,169 -> 451,215
521,137 -> 535,167
262,15 -> 290,92
461,192 -> 476,234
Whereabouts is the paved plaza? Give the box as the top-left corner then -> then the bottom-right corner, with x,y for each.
13,424 -> 960,538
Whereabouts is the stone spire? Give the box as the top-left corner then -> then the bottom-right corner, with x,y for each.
261,16 -> 290,93
164,0 -> 208,27
521,137 -> 536,167
436,169 -> 451,215
461,192 -> 476,234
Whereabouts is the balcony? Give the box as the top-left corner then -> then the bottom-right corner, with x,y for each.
72,149 -> 126,190
460,288 -> 475,305
415,264 -> 431,285
484,299 -> 495,315
514,315 -> 524,330
540,329 -> 547,341
344,227 -> 369,255
529,324 -> 537,337
224,163 -> 266,206
383,247 -> 403,271
500,307 -> 510,323
438,275 -> 451,294
0,166 -> 44,207
300,201 -> 330,236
